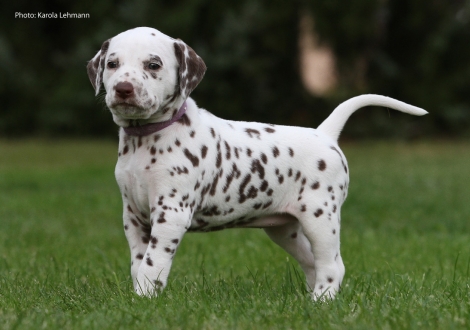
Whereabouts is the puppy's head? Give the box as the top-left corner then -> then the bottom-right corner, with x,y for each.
87,27 -> 206,127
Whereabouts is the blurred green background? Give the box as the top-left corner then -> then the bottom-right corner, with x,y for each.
2,0 -> 470,138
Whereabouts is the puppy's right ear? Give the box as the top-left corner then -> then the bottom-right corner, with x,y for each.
87,39 -> 111,95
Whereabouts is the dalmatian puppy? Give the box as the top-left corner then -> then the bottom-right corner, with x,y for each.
87,27 -> 427,300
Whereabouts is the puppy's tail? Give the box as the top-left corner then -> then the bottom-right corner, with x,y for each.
317,94 -> 428,141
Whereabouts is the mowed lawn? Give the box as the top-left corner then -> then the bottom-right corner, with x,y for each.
0,139 -> 469,329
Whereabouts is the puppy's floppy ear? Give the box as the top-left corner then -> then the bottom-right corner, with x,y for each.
87,39 -> 111,96
173,39 -> 207,99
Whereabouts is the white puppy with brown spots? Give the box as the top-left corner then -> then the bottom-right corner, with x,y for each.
87,27 -> 427,300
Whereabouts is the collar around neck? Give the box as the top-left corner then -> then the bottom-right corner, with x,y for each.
123,101 -> 187,137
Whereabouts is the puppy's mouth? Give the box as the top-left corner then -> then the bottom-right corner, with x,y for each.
110,101 -> 150,119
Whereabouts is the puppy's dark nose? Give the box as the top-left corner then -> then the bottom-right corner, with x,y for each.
114,82 -> 134,99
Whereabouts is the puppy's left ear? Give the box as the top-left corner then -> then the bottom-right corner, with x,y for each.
174,39 -> 207,99
87,39 -> 111,96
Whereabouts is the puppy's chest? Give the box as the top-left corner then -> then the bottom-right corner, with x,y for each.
114,134 -> 185,208
115,148 -> 152,213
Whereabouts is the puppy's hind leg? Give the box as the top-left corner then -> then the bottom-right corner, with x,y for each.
297,208 -> 344,300
264,221 -> 316,293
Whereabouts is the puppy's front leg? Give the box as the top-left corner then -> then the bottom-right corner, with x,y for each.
122,202 -> 152,290
135,203 -> 190,296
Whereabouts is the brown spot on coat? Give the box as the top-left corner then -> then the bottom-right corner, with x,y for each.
295,171 -> 301,182
224,141 -> 231,160
215,149 -> 222,168
201,145 -> 208,159
314,209 -> 324,217
260,153 -> 268,164
164,247 -> 175,254
177,113 -> 191,126
262,200 -> 272,209
209,172 -> 220,196
157,212 -> 167,223
245,128 -> 261,138
238,174 -> 252,203
259,180 -> 269,192
184,148 -> 199,167
222,166 -> 237,193
272,146 -> 280,158
250,159 -> 265,179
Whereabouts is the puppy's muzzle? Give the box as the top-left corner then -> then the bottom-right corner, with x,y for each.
114,82 -> 135,101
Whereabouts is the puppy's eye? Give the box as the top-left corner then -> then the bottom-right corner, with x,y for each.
148,62 -> 161,70
107,61 -> 118,69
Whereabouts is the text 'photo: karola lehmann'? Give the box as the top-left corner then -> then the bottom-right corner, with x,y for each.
15,12 -> 90,19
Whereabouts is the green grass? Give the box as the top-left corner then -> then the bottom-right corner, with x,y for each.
0,139 -> 469,329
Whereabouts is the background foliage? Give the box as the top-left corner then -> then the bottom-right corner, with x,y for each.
2,0 -> 470,138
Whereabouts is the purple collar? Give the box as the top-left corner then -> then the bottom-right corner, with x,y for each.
123,101 -> 187,137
